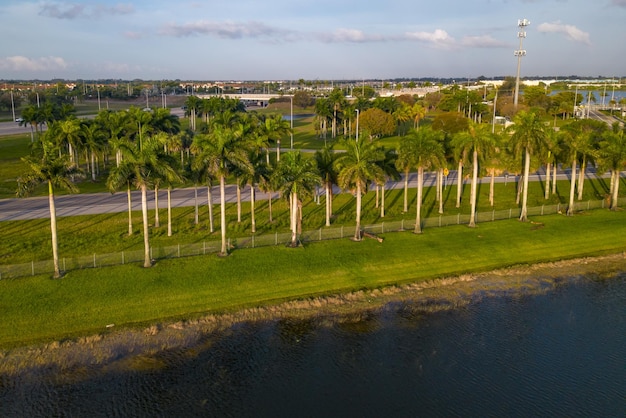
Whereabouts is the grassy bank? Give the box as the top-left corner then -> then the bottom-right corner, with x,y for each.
0,209 -> 625,348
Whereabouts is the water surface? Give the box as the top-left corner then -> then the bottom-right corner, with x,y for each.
1,273 -> 625,417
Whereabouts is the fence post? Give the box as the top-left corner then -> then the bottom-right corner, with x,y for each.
319,228 -> 322,241
492,210 -> 495,221
382,222 -> 384,234
341,226 -> 344,239
401,219 -> 404,231
587,201 -> 590,210
275,232 -> 278,246
252,235 -> 255,248
509,208 -> 512,219
203,241 -> 206,255
541,205 -> 544,216
557,203 -> 560,213
32,261 -> 34,276
439,216 -> 441,227
93,254 -> 96,268
457,213 -> 460,225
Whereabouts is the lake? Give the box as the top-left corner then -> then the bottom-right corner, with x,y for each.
1,272 -> 624,417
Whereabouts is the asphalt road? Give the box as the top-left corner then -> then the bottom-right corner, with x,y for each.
0,168 -> 606,221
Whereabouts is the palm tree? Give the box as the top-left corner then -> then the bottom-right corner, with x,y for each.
314,97 -> 332,140
411,103 -> 426,130
597,124 -> 626,210
396,137 -> 419,213
258,113 -> 291,162
107,136 -> 180,267
314,144 -> 339,226
328,88 -> 347,139
403,127 -> 445,234
274,151 -> 321,247
55,118 -> 83,163
509,111 -> 547,221
17,137 -> 82,278
451,122 -> 497,227
192,124 -> 252,256
184,95 -> 200,131
80,119 -> 107,181
336,139 -> 385,241
377,147 -> 400,218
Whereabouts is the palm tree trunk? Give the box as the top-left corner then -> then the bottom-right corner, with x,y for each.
167,186 -> 172,237
141,185 -> 151,268
354,183 -> 362,240
567,159 -> 577,215
438,168 -> 444,214
403,169 -> 409,213
194,185 -> 199,225
250,184 -> 256,233
469,150 -> 478,227
611,169 -> 620,210
415,167 -> 424,234
489,169 -> 495,207
154,186 -> 160,228
207,186 -> 214,233
236,184 -> 242,223
220,175 -> 228,256
325,182 -> 332,227
127,185 -> 133,236
268,190 -> 273,223
290,191 -> 298,246
577,155 -> 586,201
91,152 -> 96,181
456,160 -> 463,208
381,183 -> 386,218
375,185 -> 379,209
544,161 -> 551,199
48,181 -> 61,278
276,140 -> 281,162
519,148 -> 531,221
552,164 -> 557,195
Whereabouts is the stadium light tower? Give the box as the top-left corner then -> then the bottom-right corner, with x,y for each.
513,18 -> 530,107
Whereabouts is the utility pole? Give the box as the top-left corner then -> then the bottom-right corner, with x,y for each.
513,19 -> 530,108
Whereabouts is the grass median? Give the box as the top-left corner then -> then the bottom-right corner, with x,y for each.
0,209 -> 625,349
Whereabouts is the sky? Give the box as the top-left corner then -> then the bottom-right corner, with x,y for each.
0,0 -> 625,81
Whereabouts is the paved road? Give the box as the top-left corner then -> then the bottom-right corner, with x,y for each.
0,168 -> 609,221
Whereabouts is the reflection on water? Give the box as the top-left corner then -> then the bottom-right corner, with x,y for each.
1,274 -> 625,417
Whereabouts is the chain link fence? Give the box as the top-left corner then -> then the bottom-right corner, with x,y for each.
0,197 -> 620,280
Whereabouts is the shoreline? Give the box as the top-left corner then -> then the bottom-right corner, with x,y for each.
1,252 -> 625,377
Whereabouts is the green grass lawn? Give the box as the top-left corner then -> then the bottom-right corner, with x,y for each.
0,209 -> 624,348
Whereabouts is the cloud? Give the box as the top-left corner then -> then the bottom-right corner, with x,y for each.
123,31 -> 144,40
404,29 -> 456,48
0,56 -> 68,72
537,21 -> 591,45
159,20 -> 295,41
39,2 -> 134,19
316,28 -> 387,43
461,35 -> 509,48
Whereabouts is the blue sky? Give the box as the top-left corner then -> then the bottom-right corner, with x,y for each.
1,0 -> 624,81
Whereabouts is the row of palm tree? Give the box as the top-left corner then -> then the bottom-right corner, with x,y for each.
16,101 -> 626,278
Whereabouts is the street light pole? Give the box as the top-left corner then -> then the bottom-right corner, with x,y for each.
290,95 -> 294,149
513,19 -> 530,108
